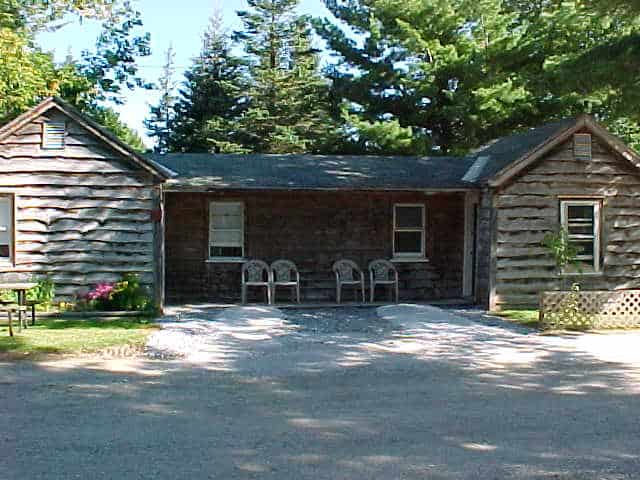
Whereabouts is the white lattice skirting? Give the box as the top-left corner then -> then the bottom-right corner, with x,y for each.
540,290 -> 640,330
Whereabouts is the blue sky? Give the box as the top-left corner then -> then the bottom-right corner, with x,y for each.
37,0 -> 332,146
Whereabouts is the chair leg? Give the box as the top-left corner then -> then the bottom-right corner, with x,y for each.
336,283 -> 341,304
395,282 -> 399,303
361,281 -> 365,303
370,282 -> 375,303
7,311 -> 13,337
267,285 -> 272,305
296,284 -> 301,304
241,284 -> 247,305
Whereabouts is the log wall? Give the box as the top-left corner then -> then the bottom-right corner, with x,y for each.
165,191 -> 466,303
493,133 -> 640,308
0,110 -> 158,300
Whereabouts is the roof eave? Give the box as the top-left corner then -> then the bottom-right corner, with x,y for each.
487,117 -> 583,188
487,115 -> 640,188
0,97 -> 170,181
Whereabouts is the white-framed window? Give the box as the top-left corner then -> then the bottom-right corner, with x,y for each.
574,133 -> 592,160
560,199 -> 602,273
209,202 -> 244,259
393,204 -> 426,258
42,121 -> 66,150
0,195 -> 14,264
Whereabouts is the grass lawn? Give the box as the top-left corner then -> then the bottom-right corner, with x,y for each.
0,317 -> 159,360
492,309 -> 541,329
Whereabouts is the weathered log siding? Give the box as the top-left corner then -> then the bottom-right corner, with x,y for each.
493,134 -> 640,308
474,189 -> 494,308
165,191 -> 465,303
0,110 -> 158,299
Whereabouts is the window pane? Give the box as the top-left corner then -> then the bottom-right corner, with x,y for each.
0,198 -> 11,258
211,230 -> 243,246
212,212 -> 242,229
573,240 -> 595,257
395,206 -> 423,229
211,203 -> 242,216
567,224 -> 594,236
210,246 -> 243,258
395,231 -> 423,254
567,205 -> 594,222
211,203 -> 243,229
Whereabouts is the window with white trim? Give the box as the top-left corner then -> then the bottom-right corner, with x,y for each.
560,199 -> 601,273
0,195 -> 13,263
393,204 -> 425,258
209,202 -> 244,259
42,121 -> 66,150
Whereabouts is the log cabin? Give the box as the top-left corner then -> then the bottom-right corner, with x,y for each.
1,97 -> 640,311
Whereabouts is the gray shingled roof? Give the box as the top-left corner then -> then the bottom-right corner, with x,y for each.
151,153 -> 477,190
150,118 -> 578,190
462,117 -> 577,183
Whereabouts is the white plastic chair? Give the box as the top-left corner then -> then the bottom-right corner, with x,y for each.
333,259 -> 365,303
369,259 -> 399,303
241,260 -> 272,304
270,260 -> 301,304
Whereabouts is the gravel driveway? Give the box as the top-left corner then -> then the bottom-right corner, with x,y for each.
3,304 -> 640,479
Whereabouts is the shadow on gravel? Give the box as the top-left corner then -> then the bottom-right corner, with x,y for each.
2,305 -> 640,479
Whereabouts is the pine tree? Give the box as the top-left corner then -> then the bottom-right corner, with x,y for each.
316,0 -> 640,154
168,10 -> 246,152
145,45 -> 177,153
207,0 -> 338,154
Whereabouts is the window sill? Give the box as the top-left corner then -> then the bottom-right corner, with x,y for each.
391,257 -> 430,263
206,258 -> 246,264
559,271 -> 603,277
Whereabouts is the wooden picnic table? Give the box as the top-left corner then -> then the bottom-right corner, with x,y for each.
0,283 -> 37,336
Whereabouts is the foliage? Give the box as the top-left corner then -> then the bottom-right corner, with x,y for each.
167,1 -> 339,154
87,105 -> 146,151
316,0 -> 640,154
145,44 -> 177,153
77,274 -> 152,312
167,10 -> 247,153
77,0 -> 152,105
542,228 -> 581,273
0,0 -> 150,148
26,277 -> 55,310
0,277 -> 55,309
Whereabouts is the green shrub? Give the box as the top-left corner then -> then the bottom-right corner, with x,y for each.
110,274 -> 152,312
73,274 -> 153,312
27,277 -> 55,310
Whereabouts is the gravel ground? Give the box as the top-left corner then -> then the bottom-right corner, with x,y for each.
3,304 -> 640,479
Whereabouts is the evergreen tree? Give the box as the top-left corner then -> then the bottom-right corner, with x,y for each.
168,10 -> 246,152
145,45 -> 177,153
206,0 -> 338,154
316,0 -> 640,154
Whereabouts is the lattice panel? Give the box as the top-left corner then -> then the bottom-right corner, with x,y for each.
540,290 -> 640,330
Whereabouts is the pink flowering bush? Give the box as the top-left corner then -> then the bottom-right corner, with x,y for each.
74,275 -> 152,312
85,283 -> 114,302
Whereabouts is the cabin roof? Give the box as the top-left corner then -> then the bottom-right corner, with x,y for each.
151,115 -> 640,191
0,97 -> 171,180
150,153 -> 477,191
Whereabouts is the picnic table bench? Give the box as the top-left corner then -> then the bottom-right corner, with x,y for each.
0,282 -> 38,337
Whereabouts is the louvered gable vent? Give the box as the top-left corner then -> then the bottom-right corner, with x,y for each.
42,121 -> 66,149
574,133 -> 592,160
